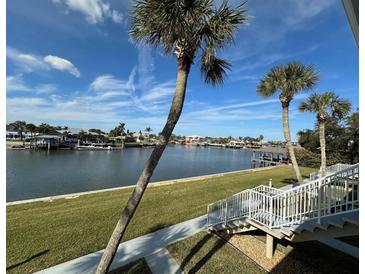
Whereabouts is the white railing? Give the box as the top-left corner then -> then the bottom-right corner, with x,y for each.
207,164 -> 359,230
309,163 -> 352,180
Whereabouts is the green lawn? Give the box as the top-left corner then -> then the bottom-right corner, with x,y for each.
6,166 -> 313,273
167,232 -> 266,274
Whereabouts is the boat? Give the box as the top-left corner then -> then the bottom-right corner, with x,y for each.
76,144 -> 114,151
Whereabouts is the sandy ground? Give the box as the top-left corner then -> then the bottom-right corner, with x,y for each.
220,232 -> 328,273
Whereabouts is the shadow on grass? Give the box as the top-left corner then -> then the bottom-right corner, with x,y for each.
7,249 -> 50,271
179,233 -> 231,274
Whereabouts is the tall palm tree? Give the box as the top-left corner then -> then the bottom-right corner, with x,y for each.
96,1 -> 247,272
299,92 -> 351,175
257,62 -> 319,182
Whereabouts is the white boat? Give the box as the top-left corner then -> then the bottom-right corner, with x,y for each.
76,144 -> 114,151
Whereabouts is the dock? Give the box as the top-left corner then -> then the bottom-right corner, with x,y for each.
251,147 -> 290,168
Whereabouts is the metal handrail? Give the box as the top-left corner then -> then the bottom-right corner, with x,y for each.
207,164 -> 359,230
309,163 -> 352,180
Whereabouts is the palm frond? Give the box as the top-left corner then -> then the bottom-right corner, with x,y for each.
256,66 -> 284,97
200,54 -> 231,86
257,61 -> 319,101
201,0 -> 248,49
130,0 -> 188,54
130,0 -> 246,87
298,91 -> 351,121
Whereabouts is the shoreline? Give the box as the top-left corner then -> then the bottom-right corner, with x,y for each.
6,165 -> 280,206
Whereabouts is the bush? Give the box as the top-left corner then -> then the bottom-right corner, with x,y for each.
295,148 -> 351,168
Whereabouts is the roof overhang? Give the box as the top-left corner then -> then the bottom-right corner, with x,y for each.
342,0 -> 359,47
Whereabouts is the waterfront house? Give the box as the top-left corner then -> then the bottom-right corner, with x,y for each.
6,131 -> 33,140
227,140 -> 245,148
6,131 -> 21,140
185,135 -> 204,145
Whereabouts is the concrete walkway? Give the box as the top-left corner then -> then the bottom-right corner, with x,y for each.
145,248 -> 183,274
36,215 -> 206,274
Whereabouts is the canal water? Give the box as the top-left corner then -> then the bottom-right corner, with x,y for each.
6,145 -> 253,202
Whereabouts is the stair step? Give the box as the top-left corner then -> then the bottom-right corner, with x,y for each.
324,216 -> 345,228
296,222 -> 318,233
279,226 -> 293,237
342,211 -> 359,225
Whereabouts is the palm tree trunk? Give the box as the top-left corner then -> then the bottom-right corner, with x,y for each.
319,120 -> 326,176
96,60 -> 190,274
282,103 -> 303,182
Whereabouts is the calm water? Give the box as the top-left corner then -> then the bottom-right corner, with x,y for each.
6,145 -> 253,202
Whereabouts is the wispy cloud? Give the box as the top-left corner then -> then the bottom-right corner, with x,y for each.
182,99 -> 281,124
6,75 -> 33,92
7,48 -> 48,72
90,73 -> 135,96
7,48 -> 80,77
44,55 -> 80,77
229,44 -> 320,78
7,75 -> 58,94
53,0 -> 124,25
224,0 -> 335,62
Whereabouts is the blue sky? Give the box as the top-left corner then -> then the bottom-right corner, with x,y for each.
6,0 -> 358,141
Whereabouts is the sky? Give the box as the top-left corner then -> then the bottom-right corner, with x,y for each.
6,0 -> 359,141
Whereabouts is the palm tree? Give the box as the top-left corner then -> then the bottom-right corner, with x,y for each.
116,122 -> 125,136
96,1 -> 247,272
299,92 -> 351,175
78,130 -> 86,144
257,62 -> 319,182
144,126 -> 152,143
258,134 -> 264,146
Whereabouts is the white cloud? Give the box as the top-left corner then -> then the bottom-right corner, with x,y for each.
7,97 -> 50,107
7,48 -> 81,77
141,82 -> 175,102
6,75 -> 57,94
7,48 -> 49,72
136,46 -> 155,90
90,73 -> 134,95
44,55 -> 81,77
6,75 -> 33,92
54,0 -> 124,25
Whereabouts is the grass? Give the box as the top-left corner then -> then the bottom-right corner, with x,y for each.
6,166 -> 313,273
108,258 -> 152,274
167,232 -> 265,274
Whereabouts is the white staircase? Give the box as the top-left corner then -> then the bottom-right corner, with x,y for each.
207,164 -> 359,257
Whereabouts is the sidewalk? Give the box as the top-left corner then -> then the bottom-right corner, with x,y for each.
37,215 -> 207,274
145,248 -> 183,274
